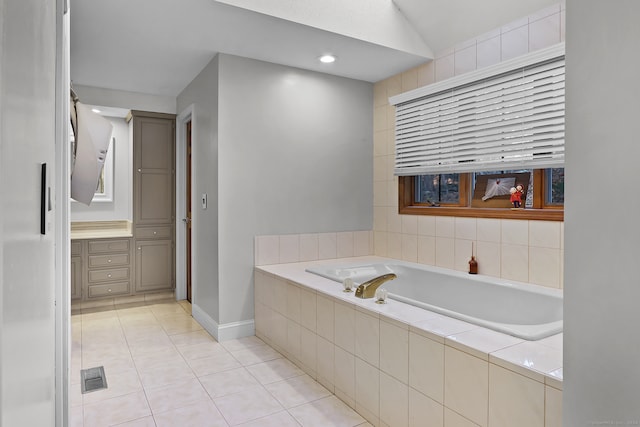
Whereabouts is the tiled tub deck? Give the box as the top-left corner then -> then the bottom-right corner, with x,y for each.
255,256 -> 563,427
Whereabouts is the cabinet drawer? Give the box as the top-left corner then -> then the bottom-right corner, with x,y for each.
88,267 -> 130,283
87,281 -> 130,298
135,226 -> 172,239
88,239 -> 130,254
71,241 -> 82,256
89,253 -> 130,268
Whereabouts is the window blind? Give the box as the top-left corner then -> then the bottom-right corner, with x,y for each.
391,45 -> 565,176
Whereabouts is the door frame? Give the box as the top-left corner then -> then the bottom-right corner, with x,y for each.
175,105 -> 195,301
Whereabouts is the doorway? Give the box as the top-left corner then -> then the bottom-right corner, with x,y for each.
176,105 -> 194,303
186,120 -> 192,302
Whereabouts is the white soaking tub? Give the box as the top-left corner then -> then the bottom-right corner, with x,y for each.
306,261 -> 562,340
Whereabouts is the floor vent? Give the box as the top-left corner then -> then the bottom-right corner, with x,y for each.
80,366 -> 108,394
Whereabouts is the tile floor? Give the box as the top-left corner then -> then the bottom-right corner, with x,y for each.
71,300 -> 371,427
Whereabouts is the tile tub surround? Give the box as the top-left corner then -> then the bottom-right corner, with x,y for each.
255,256 -> 563,427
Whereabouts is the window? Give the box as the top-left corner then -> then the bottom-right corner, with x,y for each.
400,168 -> 563,221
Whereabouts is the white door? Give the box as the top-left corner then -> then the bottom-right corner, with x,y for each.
0,0 -> 61,425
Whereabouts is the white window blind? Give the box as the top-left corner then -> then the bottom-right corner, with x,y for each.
390,44 -> 565,176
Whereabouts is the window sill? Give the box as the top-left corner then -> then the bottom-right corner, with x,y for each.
399,205 -> 563,221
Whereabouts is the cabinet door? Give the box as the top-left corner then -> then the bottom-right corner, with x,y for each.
71,256 -> 83,300
134,239 -> 173,292
133,116 -> 175,225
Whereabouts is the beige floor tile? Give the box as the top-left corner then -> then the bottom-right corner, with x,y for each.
213,385 -> 284,425
128,336 -> 176,357
288,395 -> 366,427
156,314 -> 203,335
230,345 -> 282,366
154,400 -> 228,427
170,330 -> 216,347
83,354 -> 137,377
245,358 -> 304,385
221,336 -> 265,353
111,416 -> 156,426
177,341 -> 226,361
145,378 -> 210,414
236,411 -> 300,427
264,374 -> 331,409
70,405 -> 83,427
147,302 -> 186,316
70,382 -> 83,408
132,347 -> 184,372
82,368 -> 143,405
137,362 -> 196,389
83,391 -> 151,427
199,367 -> 261,399
186,352 -> 242,377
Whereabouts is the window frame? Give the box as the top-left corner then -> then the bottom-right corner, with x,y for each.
399,169 -> 563,221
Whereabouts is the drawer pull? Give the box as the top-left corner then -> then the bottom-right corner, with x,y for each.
153,231 -> 157,235
108,259 -> 112,263
107,274 -> 112,278
138,247 -> 141,250
108,288 -> 112,293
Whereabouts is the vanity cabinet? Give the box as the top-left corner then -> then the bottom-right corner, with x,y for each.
128,110 -> 176,293
71,238 -> 133,300
71,241 -> 83,300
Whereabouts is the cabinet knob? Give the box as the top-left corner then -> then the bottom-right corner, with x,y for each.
108,288 -> 112,293
153,231 -> 157,235
108,259 -> 112,263
138,168 -> 141,172
138,247 -> 141,250
107,274 -> 112,278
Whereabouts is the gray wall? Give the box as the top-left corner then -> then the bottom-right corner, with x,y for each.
177,54 -> 373,326
177,55 -> 221,323
217,54 -> 372,324
71,116 -> 132,221
564,1 -> 640,424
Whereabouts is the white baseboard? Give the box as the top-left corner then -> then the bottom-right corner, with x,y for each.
191,304 -> 255,342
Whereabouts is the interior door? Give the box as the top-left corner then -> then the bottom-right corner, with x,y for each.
186,120 -> 192,302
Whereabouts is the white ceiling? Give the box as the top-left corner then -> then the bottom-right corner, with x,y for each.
70,0 -> 559,97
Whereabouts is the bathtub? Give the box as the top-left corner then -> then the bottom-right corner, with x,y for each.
306,261 -> 562,340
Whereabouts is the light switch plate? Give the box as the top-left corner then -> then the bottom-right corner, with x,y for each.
201,193 -> 207,210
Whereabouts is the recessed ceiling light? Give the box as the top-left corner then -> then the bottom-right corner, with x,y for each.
319,54 -> 336,64
91,108 -> 102,114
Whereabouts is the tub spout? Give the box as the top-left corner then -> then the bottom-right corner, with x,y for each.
354,273 -> 397,299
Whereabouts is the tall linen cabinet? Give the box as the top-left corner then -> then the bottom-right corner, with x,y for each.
128,110 -> 176,294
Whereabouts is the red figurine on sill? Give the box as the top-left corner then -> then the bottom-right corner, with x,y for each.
510,184 -> 524,208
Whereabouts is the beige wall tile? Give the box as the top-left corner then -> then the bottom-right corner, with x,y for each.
444,347 -> 488,426
316,295 -> 334,342
488,364 -> 544,427
387,208 -> 402,233
476,241 -> 501,277
444,408 -> 479,427
417,61 -> 435,87
501,220 -> 528,245
373,181 -> 387,208
529,13 -> 561,51
455,45 -> 477,76
529,220 -> 561,249
300,327 -> 316,374
374,82 -> 387,108
418,216 -> 436,236
316,335 -> 334,391
417,236 -> 436,266
409,388 -> 443,427
386,75 -> 402,98
355,358 -> 380,421
455,217 -> 477,240
337,232 -> 355,258
380,372 -> 409,427
255,235 -> 279,266
374,231 -> 388,257
380,319 -> 408,384
409,332 -> 444,403
402,215 -> 418,235
435,54 -> 455,81
287,320 -> 301,360
373,207 -> 387,232
300,288 -> 317,332
477,218 -> 501,243
436,216 -> 455,238
286,283 -> 300,323
279,235 -> 299,263
501,244 -> 529,282
529,247 -> 561,288
299,234 -> 319,262
334,302 -> 356,353
334,345 -> 356,405
402,234 -> 418,263
477,35 -> 501,69
435,237 -> 455,269
402,68 -> 418,92
454,239 -> 473,272
318,233 -> 337,260
355,311 -> 380,368
354,231 -> 372,256
501,25 -> 529,61
388,232 -> 403,260
545,385 -> 563,427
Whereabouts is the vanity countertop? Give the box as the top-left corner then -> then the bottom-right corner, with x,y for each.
70,220 -> 133,240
